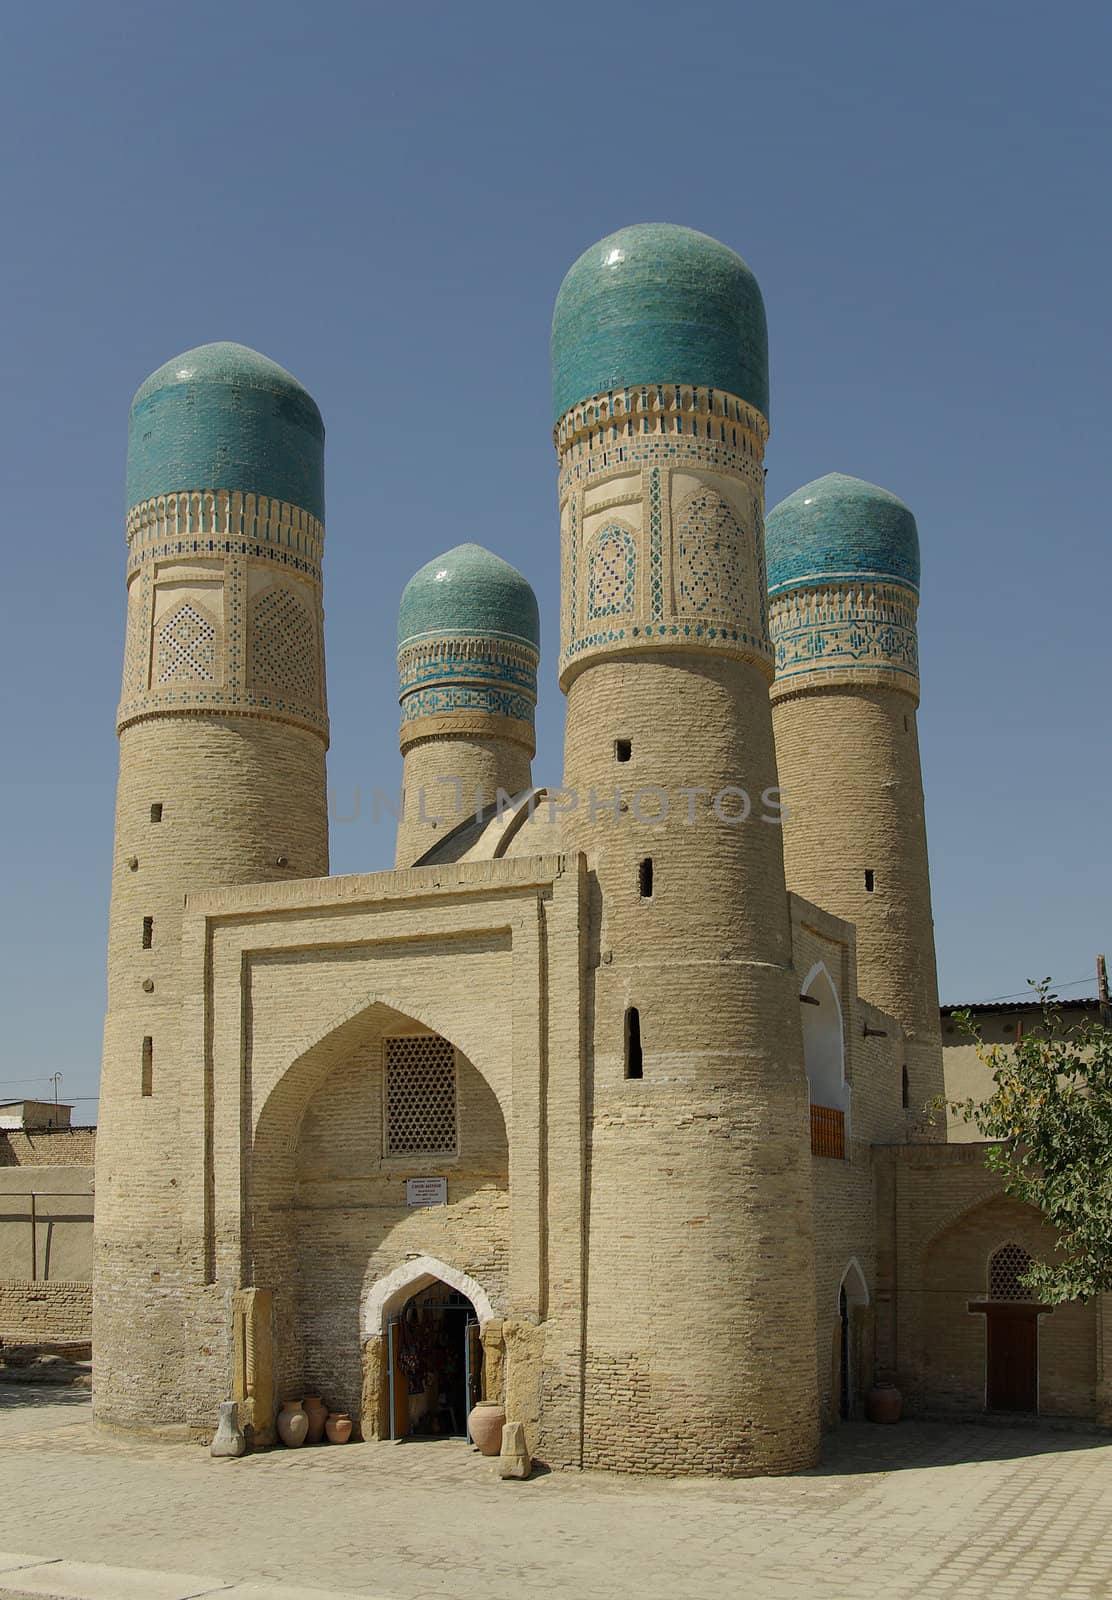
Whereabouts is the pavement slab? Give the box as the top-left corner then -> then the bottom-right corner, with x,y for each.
0,1387 -> 1110,1599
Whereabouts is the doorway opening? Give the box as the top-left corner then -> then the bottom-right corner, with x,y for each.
978,1242 -> 1041,1413
386,1282 -> 483,1440
839,1284 -> 850,1419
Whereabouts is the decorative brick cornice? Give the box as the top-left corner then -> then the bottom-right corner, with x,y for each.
555,383 -> 767,466
126,490 -> 324,579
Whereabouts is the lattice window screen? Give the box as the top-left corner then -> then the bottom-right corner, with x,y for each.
989,1243 -> 1034,1300
384,1035 -> 457,1155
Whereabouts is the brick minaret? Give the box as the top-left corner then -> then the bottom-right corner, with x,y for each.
766,473 -> 944,1134
394,544 -> 539,867
95,343 -> 330,1427
551,224 -> 819,1474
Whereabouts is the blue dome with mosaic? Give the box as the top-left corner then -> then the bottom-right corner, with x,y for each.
765,473 -> 920,597
127,341 -> 324,520
550,223 -> 769,424
397,544 -> 540,650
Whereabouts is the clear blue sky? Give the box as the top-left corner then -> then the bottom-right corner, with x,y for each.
1,0 -> 1108,1117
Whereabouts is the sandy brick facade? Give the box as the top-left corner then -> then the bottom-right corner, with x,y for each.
92,241 -> 1105,1475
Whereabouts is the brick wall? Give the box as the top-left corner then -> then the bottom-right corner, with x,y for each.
1,1129 -> 96,1167
0,1281 -> 91,1343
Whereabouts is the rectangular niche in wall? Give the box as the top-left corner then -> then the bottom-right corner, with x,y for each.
384,1034 -> 458,1157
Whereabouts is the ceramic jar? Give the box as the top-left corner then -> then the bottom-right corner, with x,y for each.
467,1401 -> 506,1456
865,1382 -> 903,1424
303,1395 -> 328,1444
277,1399 -> 309,1447
325,1412 -> 353,1444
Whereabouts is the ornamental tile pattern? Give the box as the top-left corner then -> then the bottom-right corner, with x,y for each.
399,685 -> 535,725
769,582 -> 920,686
557,389 -> 772,683
648,467 -> 664,621
675,486 -> 744,616
116,487 -> 329,741
155,602 -> 217,684
587,524 -> 636,619
251,587 -> 317,703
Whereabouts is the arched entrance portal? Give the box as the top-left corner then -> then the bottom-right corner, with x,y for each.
386,1281 -> 483,1440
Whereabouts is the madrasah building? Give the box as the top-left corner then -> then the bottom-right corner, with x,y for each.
93,223 -> 1110,1475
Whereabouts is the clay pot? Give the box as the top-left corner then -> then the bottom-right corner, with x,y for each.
468,1401 -> 506,1457
303,1395 -> 328,1444
325,1412 -> 353,1444
277,1399 -> 309,1448
865,1382 -> 903,1424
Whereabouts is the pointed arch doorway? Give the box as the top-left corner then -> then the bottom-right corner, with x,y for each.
363,1255 -> 496,1442
386,1281 -> 482,1441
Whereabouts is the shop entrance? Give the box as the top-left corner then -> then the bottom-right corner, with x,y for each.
386,1282 -> 482,1440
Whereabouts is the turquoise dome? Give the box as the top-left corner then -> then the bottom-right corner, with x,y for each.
765,473 -> 920,597
127,342 -> 324,519
397,544 -> 540,650
551,223 -> 768,424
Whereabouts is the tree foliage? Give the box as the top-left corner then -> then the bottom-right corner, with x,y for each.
951,984 -> 1112,1304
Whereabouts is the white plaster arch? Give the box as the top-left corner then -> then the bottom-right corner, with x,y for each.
837,1256 -> 870,1311
361,1254 -> 498,1341
801,960 -> 849,1116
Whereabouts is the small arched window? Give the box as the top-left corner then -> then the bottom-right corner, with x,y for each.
989,1243 -> 1034,1301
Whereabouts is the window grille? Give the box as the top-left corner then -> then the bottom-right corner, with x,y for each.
384,1035 -> 457,1156
989,1243 -> 1034,1301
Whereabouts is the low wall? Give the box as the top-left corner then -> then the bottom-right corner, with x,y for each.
0,1281 -> 92,1343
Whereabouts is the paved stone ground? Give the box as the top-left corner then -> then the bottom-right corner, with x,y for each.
0,1387 -> 1110,1600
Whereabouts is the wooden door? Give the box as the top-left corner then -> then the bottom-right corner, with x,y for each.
986,1306 -> 1038,1412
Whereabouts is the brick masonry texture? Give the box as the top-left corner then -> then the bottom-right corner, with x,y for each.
92,238 -> 1107,1476
1,1130 -> 95,1167
0,1281 -> 92,1342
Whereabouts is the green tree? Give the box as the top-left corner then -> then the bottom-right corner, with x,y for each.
951,984 -> 1112,1304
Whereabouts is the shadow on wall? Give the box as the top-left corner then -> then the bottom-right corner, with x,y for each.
807,1417 -> 1109,1477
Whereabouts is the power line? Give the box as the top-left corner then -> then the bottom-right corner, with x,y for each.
978,975 -> 1095,1004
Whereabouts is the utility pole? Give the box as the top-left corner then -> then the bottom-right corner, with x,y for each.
1098,954 -> 1110,1028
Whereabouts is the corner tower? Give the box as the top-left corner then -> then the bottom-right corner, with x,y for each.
766,472 -> 943,1130
394,544 -> 539,866
95,342 -> 330,1428
552,224 -> 819,1474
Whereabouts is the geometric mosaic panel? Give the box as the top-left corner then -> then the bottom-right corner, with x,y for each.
155,601 -> 216,684
587,524 -> 636,620
676,487 -> 744,616
989,1243 -> 1035,1301
384,1035 -> 457,1156
251,586 -> 316,701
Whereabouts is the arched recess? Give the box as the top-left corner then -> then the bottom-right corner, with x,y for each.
246,993 -> 509,1427
801,961 -> 849,1117
362,1254 -> 497,1340
833,1257 -> 871,1422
